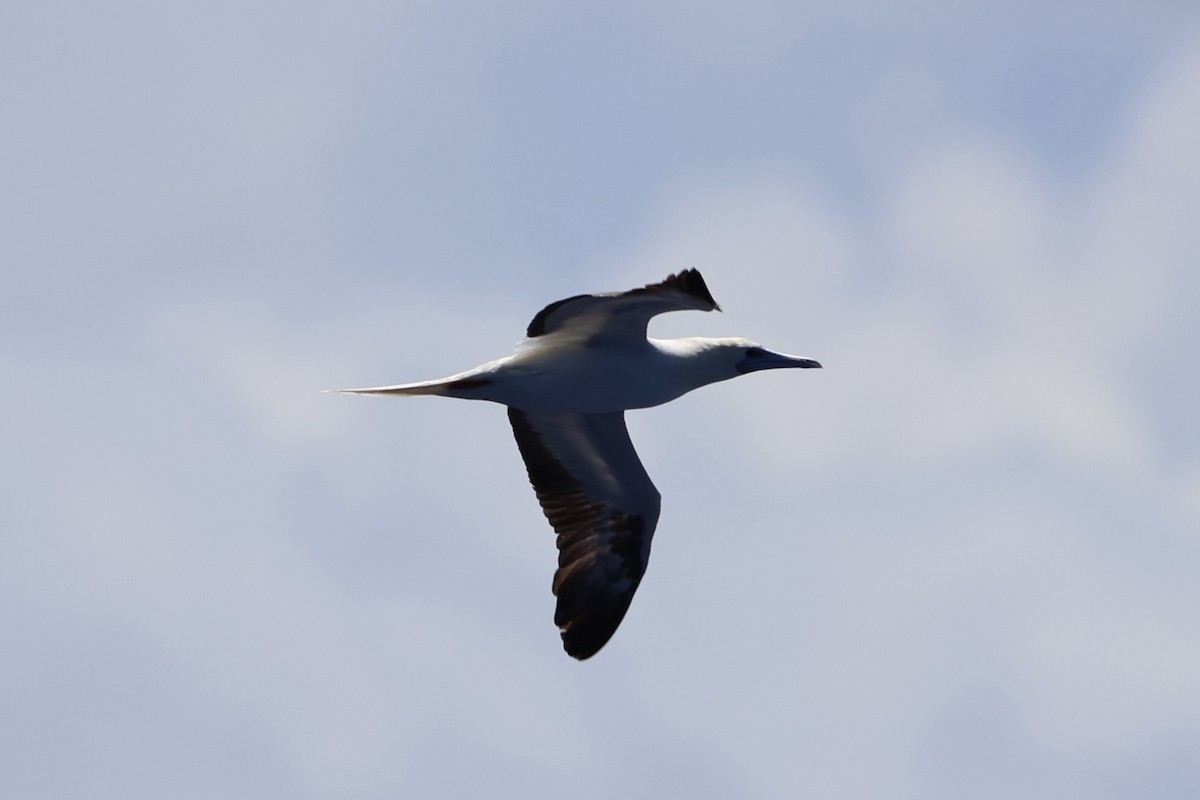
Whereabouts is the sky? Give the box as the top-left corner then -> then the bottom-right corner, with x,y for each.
3,2 -> 1200,798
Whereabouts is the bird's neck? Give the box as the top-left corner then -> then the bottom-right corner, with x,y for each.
650,337 -> 741,392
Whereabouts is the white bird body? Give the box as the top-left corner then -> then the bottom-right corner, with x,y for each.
352,335 -> 766,413
339,269 -> 820,659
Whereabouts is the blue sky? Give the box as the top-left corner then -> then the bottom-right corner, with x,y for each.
4,3 -> 1200,798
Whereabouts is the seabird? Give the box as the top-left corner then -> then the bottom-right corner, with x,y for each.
340,269 -> 821,659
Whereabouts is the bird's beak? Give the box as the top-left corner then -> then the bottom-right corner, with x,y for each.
738,349 -> 823,374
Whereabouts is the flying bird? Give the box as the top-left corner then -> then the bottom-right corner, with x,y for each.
339,269 -> 821,659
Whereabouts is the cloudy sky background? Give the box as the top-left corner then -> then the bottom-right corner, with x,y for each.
4,2 -> 1200,797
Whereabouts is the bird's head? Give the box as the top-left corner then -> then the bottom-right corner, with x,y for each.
732,339 -> 823,374
673,337 -> 822,386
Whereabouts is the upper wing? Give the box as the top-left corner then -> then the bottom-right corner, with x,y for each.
507,408 -> 662,659
524,268 -> 721,345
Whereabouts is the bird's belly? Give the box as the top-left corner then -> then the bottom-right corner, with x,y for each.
487,353 -> 685,413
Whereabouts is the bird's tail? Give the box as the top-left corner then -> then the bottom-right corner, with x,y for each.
331,372 -> 494,399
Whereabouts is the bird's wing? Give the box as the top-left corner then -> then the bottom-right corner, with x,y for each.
523,268 -> 721,345
507,408 -> 662,659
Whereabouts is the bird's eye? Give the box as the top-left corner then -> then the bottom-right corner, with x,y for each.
745,347 -> 765,358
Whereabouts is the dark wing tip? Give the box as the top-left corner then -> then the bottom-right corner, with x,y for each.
650,268 -> 721,312
553,511 -> 648,660
561,604 -> 633,660
556,572 -> 639,660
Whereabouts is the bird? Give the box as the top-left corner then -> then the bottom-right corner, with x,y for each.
339,269 -> 821,659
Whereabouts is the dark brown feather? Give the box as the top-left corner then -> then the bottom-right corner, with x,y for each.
507,408 -> 659,659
